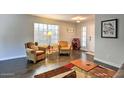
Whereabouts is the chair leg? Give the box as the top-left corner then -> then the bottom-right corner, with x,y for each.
33,60 -> 37,64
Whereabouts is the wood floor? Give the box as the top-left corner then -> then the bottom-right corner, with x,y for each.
0,50 -> 93,78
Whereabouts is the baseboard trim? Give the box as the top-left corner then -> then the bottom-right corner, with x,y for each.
94,57 -> 120,68
0,55 -> 26,61
80,48 -> 88,52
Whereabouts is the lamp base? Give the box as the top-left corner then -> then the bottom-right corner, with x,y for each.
48,45 -> 51,49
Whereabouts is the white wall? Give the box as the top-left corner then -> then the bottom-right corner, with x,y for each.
59,23 -> 76,43
95,14 -> 124,68
0,15 -> 34,60
0,14 -> 76,60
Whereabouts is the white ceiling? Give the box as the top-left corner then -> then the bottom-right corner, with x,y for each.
32,14 -> 94,22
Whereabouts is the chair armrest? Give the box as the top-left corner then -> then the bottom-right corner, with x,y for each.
68,44 -> 72,49
26,48 -> 36,54
38,46 -> 46,52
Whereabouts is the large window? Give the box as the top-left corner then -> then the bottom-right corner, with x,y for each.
81,26 -> 87,48
34,23 -> 59,45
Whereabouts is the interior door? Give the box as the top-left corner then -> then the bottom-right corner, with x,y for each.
81,21 -> 95,53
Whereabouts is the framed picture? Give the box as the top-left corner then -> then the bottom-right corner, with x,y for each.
101,19 -> 118,38
67,27 -> 74,33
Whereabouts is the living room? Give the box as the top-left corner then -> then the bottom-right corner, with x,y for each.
0,14 -> 94,77
0,14 -> 124,78
1,0 -> 124,93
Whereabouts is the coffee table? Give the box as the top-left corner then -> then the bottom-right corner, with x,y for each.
71,59 -> 98,77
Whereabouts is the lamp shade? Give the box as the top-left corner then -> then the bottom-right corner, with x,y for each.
47,31 -> 52,36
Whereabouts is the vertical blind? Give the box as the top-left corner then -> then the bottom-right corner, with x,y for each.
34,23 -> 59,45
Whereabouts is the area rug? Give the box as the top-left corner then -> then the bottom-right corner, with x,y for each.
34,63 -> 117,78
89,65 -> 117,78
34,63 -> 75,78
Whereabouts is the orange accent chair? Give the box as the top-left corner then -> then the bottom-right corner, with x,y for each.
25,42 -> 46,63
58,41 -> 71,55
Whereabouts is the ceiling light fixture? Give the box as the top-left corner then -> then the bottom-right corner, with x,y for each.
72,16 -> 86,23
76,20 -> 81,23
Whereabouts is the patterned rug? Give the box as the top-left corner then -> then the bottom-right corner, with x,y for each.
34,63 -> 75,78
34,63 -> 117,78
89,65 -> 117,78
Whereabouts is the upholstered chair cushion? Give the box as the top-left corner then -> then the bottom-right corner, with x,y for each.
60,46 -> 70,50
36,50 -> 45,56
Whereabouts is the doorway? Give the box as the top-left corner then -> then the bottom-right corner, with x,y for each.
81,26 -> 87,51
81,17 -> 95,55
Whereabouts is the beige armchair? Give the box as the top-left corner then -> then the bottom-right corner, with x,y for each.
58,41 -> 71,55
25,42 -> 46,63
